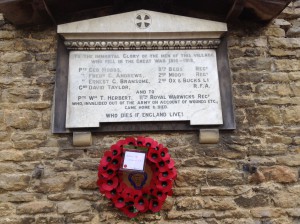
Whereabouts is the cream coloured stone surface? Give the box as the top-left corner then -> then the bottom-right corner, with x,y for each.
58,10 -> 227,40
66,50 -> 223,128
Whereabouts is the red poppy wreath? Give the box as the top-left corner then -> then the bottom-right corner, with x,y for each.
97,137 -> 177,218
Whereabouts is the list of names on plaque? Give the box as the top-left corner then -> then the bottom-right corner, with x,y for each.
66,50 -> 223,128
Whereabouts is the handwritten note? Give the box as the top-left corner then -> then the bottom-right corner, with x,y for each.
122,151 -> 146,171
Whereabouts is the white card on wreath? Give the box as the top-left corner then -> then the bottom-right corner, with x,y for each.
122,151 -> 146,171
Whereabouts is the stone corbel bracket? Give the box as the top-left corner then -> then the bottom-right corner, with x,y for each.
73,132 -> 92,146
199,129 -> 220,144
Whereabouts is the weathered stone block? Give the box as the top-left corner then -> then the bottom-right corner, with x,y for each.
231,58 -> 272,72
22,62 -> 49,78
277,154 -> 300,166
273,18 -> 291,28
22,150 -> 44,161
261,166 -> 298,183
291,81 -> 300,95
47,192 -> 68,201
42,86 -> 54,101
5,110 -> 39,130
54,160 -> 73,172
57,200 -> 90,214
266,135 -> 293,144
65,213 -> 95,223
0,141 -> 13,150
257,97 -> 300,105
0,150 -> 24,162
0,52 -> 31,63
269,48 -> 297,57
274,59 -> 300,71
175,168 -> 206,187
172,187 -> 199,196
246,107 -> 282,125
273,192 -> 300,208
269,37 -> 300,48
78,176 -> 98,190
36,52 -> 56,61
0,174 -> 30,191
206,169 -> 245,186
240,37 -> 267,47
68,192 -> 100,201
33,173 -> 75,193
18,102 -> 51,110
167,210 -> 214,220
264,27 -> 286,37
0,203 -> 15,216
162,197 -> 174,211
73,158 -> 99,170
16,201 -> 55,214
22,38 -> 52,52
0,30 -> 16,39
202,197 -> 236,211
282,106 -> 300,124
182,157 -> 236,168
287,19 -> 300,37
6,88 -> 40,103
0,192 -> 41,202
11,132 -> 47,149
234,194 -> 269,208
0,41 -> 14,51
250,208 -> 285,218
255,83 -> 292,96
286,208 -> 300,217
200,186 -> 245,196
279,7 -> 300,19
177,197 -> 203,210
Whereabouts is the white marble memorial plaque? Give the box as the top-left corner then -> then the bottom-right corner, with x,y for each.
66,50 -> 223,128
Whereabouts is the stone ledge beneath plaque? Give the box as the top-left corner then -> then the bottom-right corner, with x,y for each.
64,39 -> 221,50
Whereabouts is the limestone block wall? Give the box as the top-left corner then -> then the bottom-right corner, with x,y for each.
0,2 -> 299,224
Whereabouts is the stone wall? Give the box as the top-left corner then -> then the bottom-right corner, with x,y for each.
0,2 -> 299,224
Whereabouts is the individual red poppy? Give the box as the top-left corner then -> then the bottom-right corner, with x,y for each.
156,179 -> 173,193
149,199 -> 162,213
115,139 -> 126,150
97,179 -> 106,194
152,189 -> 168,201
131,189 -> 143,199
102,176 -> 118,191
110,144 -> 122,157
159,147 -> 170,161
122,186 -> 135,197
113,195 -> 126,208
156,160 -> 169,172
101,166 -> 117,179
98,164 -> 108,175
147,147 -> 160,163
166,158 -> 175,169
137,136 -> 146,146
144,137 -> 155,148
105,189 -> 117,199
158,168 -> 177,181
116,182 -> 127,194
110,157 -> 121,170
134,196 -> 149,211
121,205 -> 138,218
124,137 -> 136,145
100,151 -> 113,167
